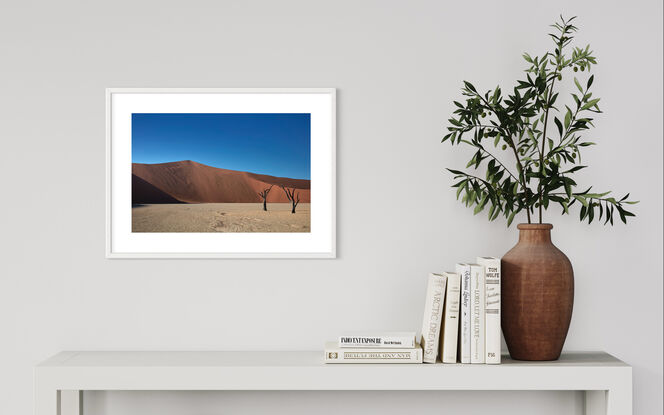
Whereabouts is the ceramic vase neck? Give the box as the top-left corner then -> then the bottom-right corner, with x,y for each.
517,223 -> 553,244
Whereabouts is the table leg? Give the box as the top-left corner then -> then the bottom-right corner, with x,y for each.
60,390 -> 82,415
606,380 -> 632,415
34,383 -> 58,415
585,390 -> 607,415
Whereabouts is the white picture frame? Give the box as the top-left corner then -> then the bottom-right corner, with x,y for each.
106,88 -> 336,258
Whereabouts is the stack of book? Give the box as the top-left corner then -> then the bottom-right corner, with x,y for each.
323,256 -> 500,365
324,332 -> 422,363
421,257 -> 501,364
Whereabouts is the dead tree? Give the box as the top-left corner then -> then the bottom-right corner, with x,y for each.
257,185 -> 274,211
280,185 -> 300,214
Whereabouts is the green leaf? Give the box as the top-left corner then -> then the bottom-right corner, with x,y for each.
574,195 -> 588,207
610,205 -> 614,225
565,165 -> 587,173
491,204 -> 501,221
587,74 -> 594,88
581,98 -> 600,111
456,183 -> 465,199
466,156 -> 476,168
474,202 -> 484,215
554,117 -> 563,137
585,192 -> 611,198
507,210 -> 517,226
561,201 -> 569,214
574,77 -> 583,93
564,107 -> 572,129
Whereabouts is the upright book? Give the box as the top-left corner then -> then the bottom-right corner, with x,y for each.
324,342 -> 422,363
456,263 -> 472,363
338,332 -> 416,348
420,273 -> 447,363
478,256 -> 501,364
439,272 -> 461,363
469,263 -> 486,364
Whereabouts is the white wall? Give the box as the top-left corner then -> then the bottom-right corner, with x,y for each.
0,1 -> 661,414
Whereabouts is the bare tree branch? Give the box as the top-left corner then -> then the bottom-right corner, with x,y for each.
258,184 -> 273,211
280,185 -> 299,213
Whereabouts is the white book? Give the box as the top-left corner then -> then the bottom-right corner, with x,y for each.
456,263 -> 472,363
420,273 -> 447,363
469,264 -> 486,364
439,272 -> 461,363
338,332 -> 416,348
324,342 -> 422,363
478,256 -> 501,364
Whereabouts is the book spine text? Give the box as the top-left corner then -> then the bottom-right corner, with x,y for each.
420,273 -> 447,363
479,257 -> 501,364
338,335 -> 415,348
440,272 -> 461,363
456,263 -> 472,363
470,264 -> 486,364
325,348 -> 422,364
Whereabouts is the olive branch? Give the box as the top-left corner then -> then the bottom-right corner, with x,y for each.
442,15 -> 637,226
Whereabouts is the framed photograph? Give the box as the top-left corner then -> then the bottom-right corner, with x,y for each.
106,88 -> 336,258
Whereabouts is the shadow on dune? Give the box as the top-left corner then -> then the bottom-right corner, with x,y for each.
132,174 -> 183,204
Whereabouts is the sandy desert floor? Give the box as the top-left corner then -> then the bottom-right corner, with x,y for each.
132,203 -> 310,233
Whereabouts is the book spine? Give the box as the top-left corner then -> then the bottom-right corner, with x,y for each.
479,257 -> 501,364
324,348 -> 423,363
420,273 -> 447,363
440,272 -> 461,363
470,264 -> 485,364
456,263 -> 471,363
338,335 -> 415,348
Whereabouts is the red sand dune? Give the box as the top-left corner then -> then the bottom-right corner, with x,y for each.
132,160 -> 310,204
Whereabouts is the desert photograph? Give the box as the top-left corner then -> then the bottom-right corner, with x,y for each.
131,113 -> 311,233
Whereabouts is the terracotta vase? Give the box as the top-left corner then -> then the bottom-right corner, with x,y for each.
501,223 -> 574,361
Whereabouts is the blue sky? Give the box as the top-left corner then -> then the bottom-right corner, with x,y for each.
132,113 -> 311,180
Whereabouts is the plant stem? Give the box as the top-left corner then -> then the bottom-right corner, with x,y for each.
547,88 -> 584,157
508,139 -> 531,223
538,28 -> 569,223
456,171 -> 491,184
472,91 -> 532,223
548,192 -> 620,204
538,76 -> 555,223
478,147 -> 519,182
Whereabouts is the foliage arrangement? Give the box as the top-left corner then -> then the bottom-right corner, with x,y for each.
442,16 -> 637,226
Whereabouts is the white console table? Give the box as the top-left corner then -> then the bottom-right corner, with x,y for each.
35,351 -> 631,415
